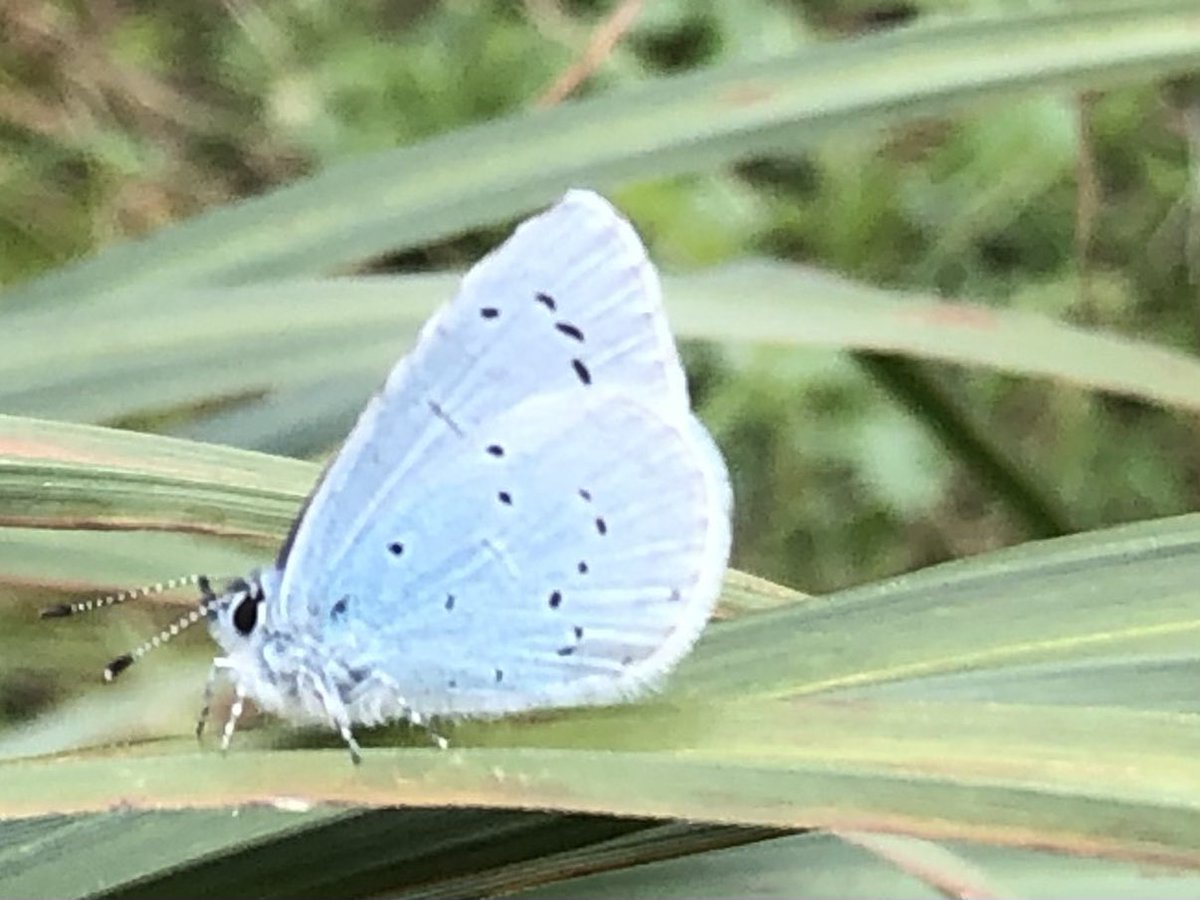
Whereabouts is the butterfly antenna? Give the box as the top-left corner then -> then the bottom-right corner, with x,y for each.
39,574 -> 205,620
103,576 -> 220,682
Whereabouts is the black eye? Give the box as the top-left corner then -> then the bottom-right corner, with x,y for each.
232,595 -> 260,636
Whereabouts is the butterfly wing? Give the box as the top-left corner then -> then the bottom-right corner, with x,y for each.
277,190 -> 691,624
274,188 -> 731,713
278,190 -> 694,620
313,387 -> 729,715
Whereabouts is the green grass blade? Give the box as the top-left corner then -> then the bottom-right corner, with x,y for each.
682,512 -> 1200,702
2,702 -> 1200,868
0,415 -> 309,537
6,266 -> 1200,431
858,354 -> 1074,538
511,832 -> 1200,900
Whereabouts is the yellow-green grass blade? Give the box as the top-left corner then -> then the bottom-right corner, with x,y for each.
2,701 -> 1199,868
677,511 -> 1200,701
0,415 -> 309,536
5,2 -> 1200,310
0,530 -> 262,595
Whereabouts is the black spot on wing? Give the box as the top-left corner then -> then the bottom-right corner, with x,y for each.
498,491 -> 513,506
480,307 -> 499,319
331,596 -> 349,621
572,359 -> 592,386
557,626 -> 584,657
548,590 -> 562,609
445,594 -> 456,611
535,292 -> 556,311
556,322 -> 584,342
486,444 -> 504,457
595,517 -> 608,536
388,542 -> 404,556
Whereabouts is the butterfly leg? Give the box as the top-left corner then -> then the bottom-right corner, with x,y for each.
341,669 -> 448,750
220,680 -> 247,754
306,669 -> 363,765
338,723 -> 363,765
407,709 -> 449,750
196,656 -> 232,744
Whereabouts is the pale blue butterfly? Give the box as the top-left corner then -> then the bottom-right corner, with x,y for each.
50,190 -> 732,762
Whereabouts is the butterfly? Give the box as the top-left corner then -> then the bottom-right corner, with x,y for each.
49,189 -> 733,763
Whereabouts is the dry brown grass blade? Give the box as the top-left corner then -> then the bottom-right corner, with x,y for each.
535,0 -> 644,108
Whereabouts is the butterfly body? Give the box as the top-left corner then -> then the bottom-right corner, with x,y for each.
197,189 -> 731,758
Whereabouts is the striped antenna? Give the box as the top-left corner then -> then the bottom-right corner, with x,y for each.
39,574 -> 204,620
104,575 -> 219,682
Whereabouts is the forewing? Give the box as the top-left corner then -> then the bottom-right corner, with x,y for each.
277,190 -> 690,622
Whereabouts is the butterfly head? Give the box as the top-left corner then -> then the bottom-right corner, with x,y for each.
204,570 -> 275,655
